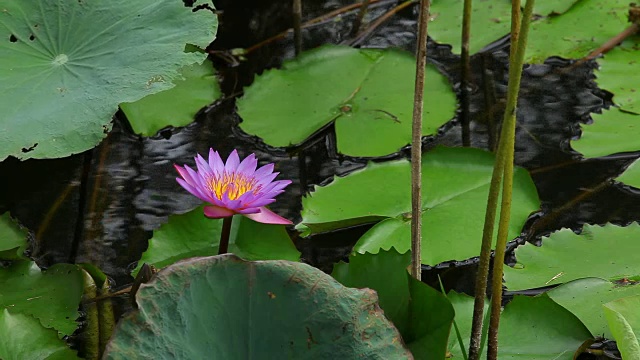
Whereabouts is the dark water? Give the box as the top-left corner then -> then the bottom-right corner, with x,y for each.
2,0 -> 640,305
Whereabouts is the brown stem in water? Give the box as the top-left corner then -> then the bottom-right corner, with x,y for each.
460,0 -> 473,146
352,0 -> 371,36
293,0 -> 303,56
409,0 -> 431,280
349,0 -> 418,46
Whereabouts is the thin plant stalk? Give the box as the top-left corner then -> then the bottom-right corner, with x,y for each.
218,216 -> 233,254
409,0 -> 432,280
460,0 -> 473,146
293,0 -> 303,55
486,0 -> 536,358
351,0 -> 371,36
468,0 -> 521,357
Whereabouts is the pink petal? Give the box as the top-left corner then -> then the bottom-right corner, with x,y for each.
174,164 -> 198,187
236,153 -> 258,175
208,149 -> 225,175
255,172 -> 279,187
225,150 -> 240,172
253,163 -> 274,179
204,205 -> 235,219
244,207 -> 292,225
236,207 -> 261,215
246,197 -> 276,208
176,178 -> 211,203
195,154 -> 213,176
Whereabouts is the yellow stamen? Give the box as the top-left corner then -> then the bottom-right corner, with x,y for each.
207,172 -> 259,201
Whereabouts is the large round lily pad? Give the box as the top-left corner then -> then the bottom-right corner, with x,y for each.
298,147 -> 540,265
0,0 -> 217,160
604,295 -> 640,359
504,223 -> 640,291
104,255 -> 411,359
617,158 -> 640,189
237,45 -> 456,157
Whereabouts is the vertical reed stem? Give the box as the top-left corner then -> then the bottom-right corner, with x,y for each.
410,0 -> 432,280
352,0 -> 371,36
486,0 -> 535,358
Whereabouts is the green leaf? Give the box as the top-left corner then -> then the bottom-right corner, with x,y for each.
445,293 -> 590,359
617,158 -> 640,189
429,0 -> 512,55
0,309 -> 80,360
505,223 -> 640,291
526,0 -> 629,63
133,207 -> 300,275
446,291 -> 488,358
120,59 -> 222,136
604,295 -> 640,359
572,108 -> 640,158
299,147 -> 539,265
0,0 -> 217,160
547,278 -> 640,339
104,255 -> 412,359
0,212 -> 28,260
596,38 -> 640,115
0,261 -> 83,337
332,249 -> 454,359
534,0 -> 581,16
237,45 -> 456,157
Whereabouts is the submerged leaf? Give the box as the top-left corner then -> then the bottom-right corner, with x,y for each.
105,255 -> 412,359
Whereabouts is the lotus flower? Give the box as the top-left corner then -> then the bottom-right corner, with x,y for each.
174,149 -> 292,225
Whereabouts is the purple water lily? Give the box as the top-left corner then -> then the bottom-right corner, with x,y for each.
174,149 -> 292,225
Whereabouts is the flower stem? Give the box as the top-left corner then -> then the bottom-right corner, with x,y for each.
218,216 -> 233,255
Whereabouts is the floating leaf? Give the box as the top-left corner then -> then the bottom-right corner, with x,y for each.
0,261 -> 83,337
547,278 -> 640,338
572,108 -> 640,158
105,255 -> 412,359
0,0 -> 217,160
120,59 -> 222,136
604,295 -> 640,359
446,291 -> 488,358
134,207 -> 300,275
299,147 -> 539,265
429,0 -> 512,54
617,158 -> 640,189
237,45 -> 456,157
445,292 -> 591,359
534,0 -> 581,16
0,309 -> 80,360
0,212 -> 28,260
505,223 -> 640,291
596,38 -> 640,115
332,249 -> 454,359
526,0 -> 629,63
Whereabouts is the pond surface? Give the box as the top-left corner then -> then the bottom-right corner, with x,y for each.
2,0 -> 640,298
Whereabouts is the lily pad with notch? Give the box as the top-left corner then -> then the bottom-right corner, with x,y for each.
237,45 -> 456,157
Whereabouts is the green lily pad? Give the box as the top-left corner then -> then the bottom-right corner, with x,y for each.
0,0 -> 217,160
446,291 -> 488,358
429,0 -> 512,55
604,295 -> 640,359
120,59 -> 222,136
237,45 -> 456,157
446,292 -> 591,359
617,158 -> 640,189
505,223 -> 640,291
0,261 -> 83,337
534,0 -> 581,16
526,0 -> 629,63
133,207 -> 300,276
572,108 -> 640,158
595,37 -> 640,115
0,212 -> 28,260
0,309 -> 80,360
298,147 -> 539,265
104,255 -> 412,359
332,249 -> 454,359
547,278 -> 640,339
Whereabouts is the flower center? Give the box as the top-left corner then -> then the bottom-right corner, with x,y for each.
207,172 -> 258,201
